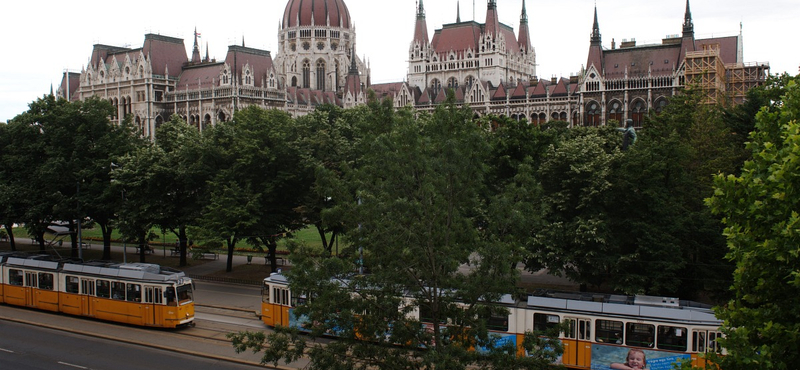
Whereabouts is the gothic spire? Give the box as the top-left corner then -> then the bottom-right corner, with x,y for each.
349,46 -> 359,75
590,5 -> 601,46
521,0 -> 528,25
683,0 -> 694,36
413,0 -> 430,46
518,0 -> 532,52
191,27 -> 201,63
485,0 -> 500,38
457,1 -> 461,23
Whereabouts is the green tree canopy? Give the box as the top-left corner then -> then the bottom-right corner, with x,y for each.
706,76 -> 800,370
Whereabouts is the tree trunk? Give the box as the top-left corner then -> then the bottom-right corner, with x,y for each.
100,223 -> 113,260
138,232 -> 147,263
226,237 -> 237,273
4,225 -> 16,251
316,223 -> 330,255
178,226 -> 188,267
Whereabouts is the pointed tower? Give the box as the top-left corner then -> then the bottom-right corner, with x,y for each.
204,42 -> 210,62
413,0 -> 429,47
518,0 -> 532,53
191,28 -> 201,63
344,46 -> 363,107
408,0 -> 430,90
586,6 -> 604,71
679,0 -> 696,62
485,0 -> 500,38
457,1 -> 461,23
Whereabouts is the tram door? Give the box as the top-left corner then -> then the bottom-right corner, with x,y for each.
144,286 -> 161,326
563,317 -> 592,368
24,272 -> 38,307
80,278 -> 95,316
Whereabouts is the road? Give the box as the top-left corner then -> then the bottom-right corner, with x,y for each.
0,320 -> 264,370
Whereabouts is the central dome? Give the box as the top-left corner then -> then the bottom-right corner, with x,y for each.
282,0 -> 352,29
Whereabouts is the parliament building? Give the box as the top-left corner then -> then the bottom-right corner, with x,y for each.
58,0 -> 769,138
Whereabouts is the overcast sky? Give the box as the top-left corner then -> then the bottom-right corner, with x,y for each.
1,0 -> 797,122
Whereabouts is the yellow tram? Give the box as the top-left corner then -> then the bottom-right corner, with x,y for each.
261,272 -> 722,369
0,254 -> 194,328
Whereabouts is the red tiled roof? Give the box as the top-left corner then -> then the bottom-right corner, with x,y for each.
224,46 -> 275,88
491,83 -> 507,100
177,63 -> 224,89
431,23 -> 482,55
550,78 -> 569,96
696,36 -> 739,64
283,0 -> 351,29
602,45 -> 681,79
529,80 -> 549,97
510,81 -> 527,99
142,34 -> 188,77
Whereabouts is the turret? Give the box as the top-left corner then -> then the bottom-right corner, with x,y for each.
679,0 -> 696,62
518,0 -> 532,53
191,28 -> 201,63
413,0 -> 430,47
586,6 -> 604,71
485,0 -> 500,38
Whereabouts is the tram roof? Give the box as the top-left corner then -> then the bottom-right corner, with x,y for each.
62,262 -> 187,283
527,293 -> 720,325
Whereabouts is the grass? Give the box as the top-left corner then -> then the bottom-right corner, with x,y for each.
9,225 -> 334,253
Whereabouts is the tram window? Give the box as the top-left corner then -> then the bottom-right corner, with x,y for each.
533,313 -> 560,333
657,325 -> 687,351
111,282 -> 126,300
177,284 -> 193,303
96,280 -> 111,298
708,331 -> 722,353
25,272 -> 37,287
596,319 -> 624,343
165,287 -> 177,306
692,330 -> 706,352
38,273 -> 54,291
486,313 -> 509,332
419,304 -> 446,324
625,323 -> 655,348
126,284 -> 141,302
262,283 -> 270,303
66,276 -> 80,293
8,269 -> 23,286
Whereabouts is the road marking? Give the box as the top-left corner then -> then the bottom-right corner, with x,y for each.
58,362 -> 88,369
0,348 -> 14,353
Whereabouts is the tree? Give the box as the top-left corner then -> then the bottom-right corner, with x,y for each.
152,115 -> 208,266
705,76 -> 800,370
196,107 -> 308,272
531,127 -> 622,290
113,143 -> 164,263
0,119 -> 45,250
230,96 -> 562,369
9,95 -> 141,258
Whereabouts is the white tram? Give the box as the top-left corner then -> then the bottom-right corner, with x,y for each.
0,253 -> 194,328
261,272 -> 722,369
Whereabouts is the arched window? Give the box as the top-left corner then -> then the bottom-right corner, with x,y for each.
608,100 -> 623,125
302,60 -> 311,88
316,60 -> 326,91
335,60 -> 340,91
430,79 -> 442,90
630,100 -> 646,127
291,76 -> 298,87
447,77 -> 459,89
203,114 -> 211,131
654,98 -> 668,114
218,111 -> 227,122
586,102 -> 601,127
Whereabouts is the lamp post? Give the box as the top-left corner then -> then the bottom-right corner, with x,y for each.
77,181 -> 82,261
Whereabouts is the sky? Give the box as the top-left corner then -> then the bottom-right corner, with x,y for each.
1,0 -> 798,122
